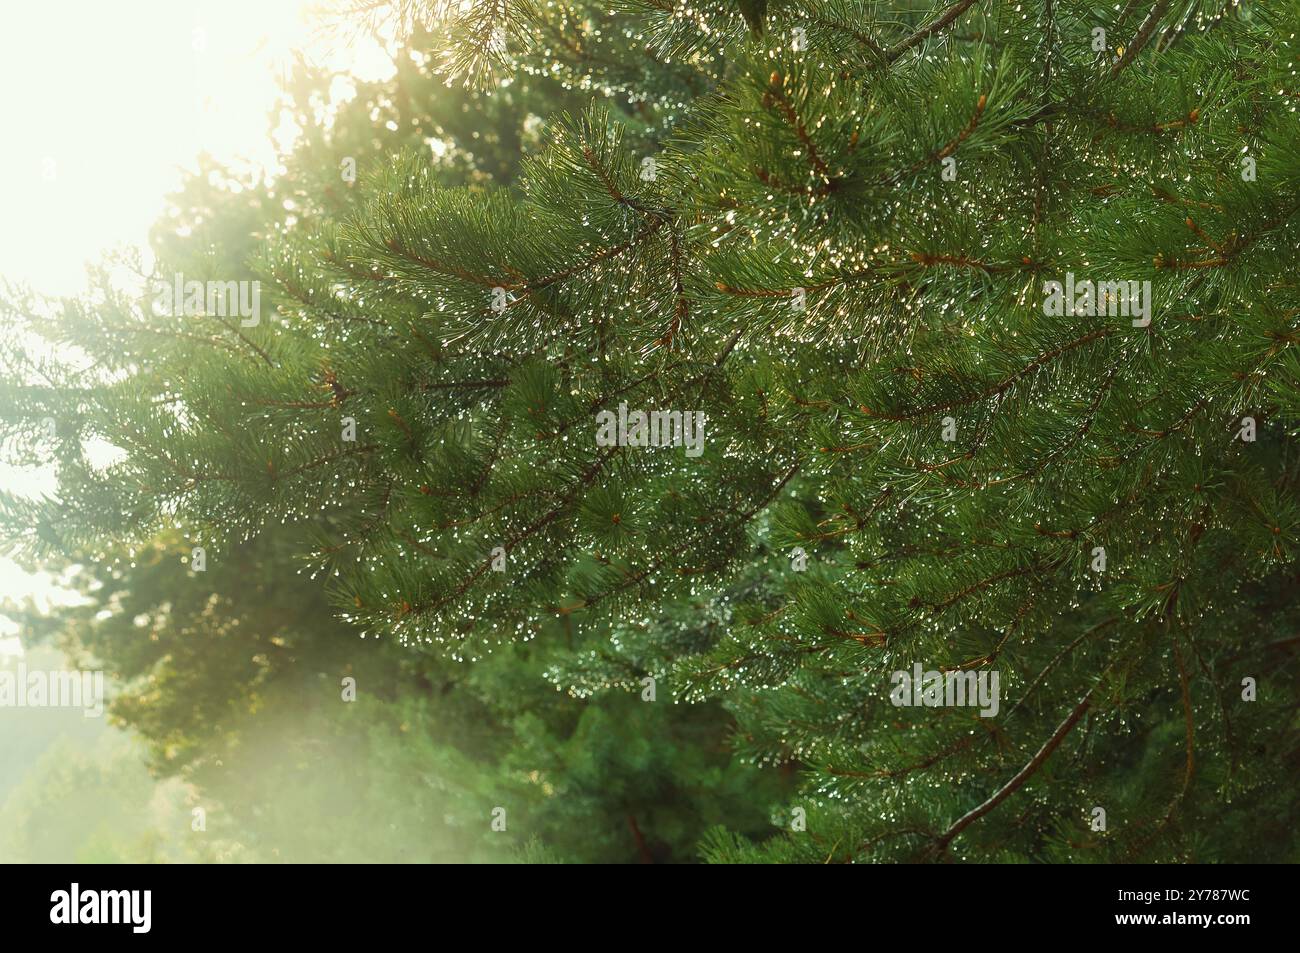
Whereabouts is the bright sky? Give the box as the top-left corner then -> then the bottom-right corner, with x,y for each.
0,0 -> 395,644
0,0 -> 397,297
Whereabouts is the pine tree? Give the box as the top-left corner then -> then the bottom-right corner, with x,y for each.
4,0 -> 1300,862
1,19 -> 784,864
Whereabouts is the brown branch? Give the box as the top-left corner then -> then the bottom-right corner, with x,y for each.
405,447 -> 622,619
863,327 -> 1113,422
713,247 -> 1033,298
887,0 -> 981,61
419,378 -> 510,390
806,11 -> 888,59
580,145 -> 633,208
933,685 -> 1098,852
659,227 -> 689,347
1005,617 -> 1120,719
557,462 -> 800,615
626,814 -> 654,864
763,72 -> 833,181
1110,1 -> 1172,77
906,250 -> 1020,274
887,94 -> 987,185
920,563 -> 1039,613
1151,185 -> 1223,212
276,443 -> 378,479
1173,635 -> 1196,792
531,224 -> 665,303
831,734 -> 976,781
384,239 -> 513,288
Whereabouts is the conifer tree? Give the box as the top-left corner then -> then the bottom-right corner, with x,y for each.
2,23 -> 783,863
4,0 -> 1299,862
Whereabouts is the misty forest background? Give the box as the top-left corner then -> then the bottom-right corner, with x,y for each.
3,0 -> 1300,863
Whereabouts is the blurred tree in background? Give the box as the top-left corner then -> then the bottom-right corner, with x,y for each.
0,12 -> 785,863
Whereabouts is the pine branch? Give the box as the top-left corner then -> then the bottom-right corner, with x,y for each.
861,326 -> 1113,423
932,683 -> 1100,854
762,72 -> 834,184
1110,0 -> 1172,77
885,94 -> 987,185
886,0 -> 981,62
